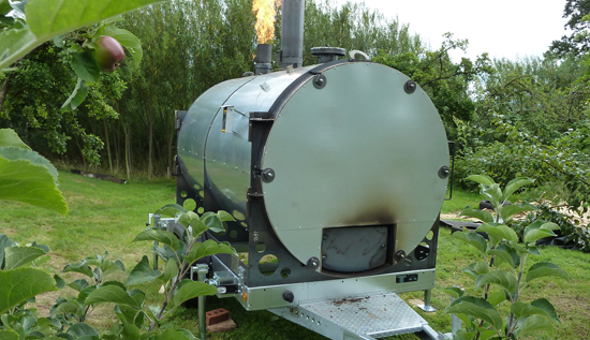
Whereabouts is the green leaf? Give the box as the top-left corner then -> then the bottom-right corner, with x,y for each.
0,234 -> 16,268
153,244 -> 175,262
39,316 -> 61,330
512,300 -> 559,324
133,228 -> 180,251
128,288 -> 146,307
0,146 -> 58,180
121,321 -> 141,340
451,330 -> 478,340
476,223 -> 518,247
68,323 -> 99,338
9,1 -> 26,15
514,315 -> 554,338
102,26 -> 143,65
0,0 -> 12,15
174,329 -> 198,340
0,129 -> 31,150
78,286 -> 97,303
185,240 -> 236,265
99,259 -> 125,278
158,257 -> 178,283
445,296 -> 503,331
71,51 -> 100,83
54,274 -> 65,289
444,286 -> 464,299
126,255 -> 161,286
177,211 -> 208,236
0,0 -> 163,69
79,254 -> 103,267
201,212 -> 225,233
483,183 -> 503,206
503,177 -> 535,201
526,262 -> 569,283
31,241 -> 50,253
67,279 -> 90,292
217,210 -> 236,222
488,249 -> 515,268
524,221 -> 560,244
500,203 -> 537,223
0,154 -> 67,214
27,0 -> 164,40
62,262 -> 93,278
171,280 -> 217,308
154,204 -> 187,218
115,304 -> 144,327
531,298 -> 560,323
61,78 -> 89,112
524,229 -> 557,245
488,291 -> 506,307
154,329 -> 193,340
465,175 -> 494,186
0,330 -> 19,340
475,270 -> 518,294
0,28 -> 36,69
459,207 -> 493,223
0,267 -> 58,314
462,262 -> 490,279
52,300 -> 83,317
451,230 -> 488,254
85,285 -> 139,308
3,246 -> 47,270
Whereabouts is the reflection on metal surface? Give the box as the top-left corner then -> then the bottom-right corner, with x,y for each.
321,226 -> 389,273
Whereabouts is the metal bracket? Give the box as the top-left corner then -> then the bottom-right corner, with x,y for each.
248,111 -> 274,142
445,141 -> 456,201
221,106 -> 235,133
174,110 -> 187,131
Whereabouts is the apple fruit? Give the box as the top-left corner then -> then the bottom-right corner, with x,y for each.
94,35 -> 125,73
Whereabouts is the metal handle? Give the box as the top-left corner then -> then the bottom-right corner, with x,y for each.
348,50 -> 370,61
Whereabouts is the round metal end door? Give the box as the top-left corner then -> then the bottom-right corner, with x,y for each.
262,62 -> 449,272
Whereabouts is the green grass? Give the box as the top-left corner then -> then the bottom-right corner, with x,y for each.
442,186 -> 484,214
0,169 -> 176,270
1,176 -> 589,339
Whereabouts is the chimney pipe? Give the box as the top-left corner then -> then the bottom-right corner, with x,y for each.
280,0 -> 304,70
255,44 -> 272,75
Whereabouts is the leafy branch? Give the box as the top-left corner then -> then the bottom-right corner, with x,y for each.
0,0 -> 162,71
447,175 -> 569,339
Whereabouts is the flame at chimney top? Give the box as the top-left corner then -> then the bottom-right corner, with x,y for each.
253,0 -> 282,44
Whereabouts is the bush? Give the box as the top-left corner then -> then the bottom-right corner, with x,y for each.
511,203 -> 590,253
454,116 -> 590,213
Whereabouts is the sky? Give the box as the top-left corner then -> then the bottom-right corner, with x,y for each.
333,0 -> 570,61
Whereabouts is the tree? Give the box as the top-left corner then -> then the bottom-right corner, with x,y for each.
373,34 -> 493,139
0,43 -> 126,166
550,0 -> 590,56
0,0 -> 155,167
115,0 -> 255,178
473,56 -> 589,144
299,0 -> 422,65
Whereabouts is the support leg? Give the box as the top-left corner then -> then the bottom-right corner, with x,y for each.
418,289 -> 437,312
151,214 -> 161,270
196,264 -> 209,339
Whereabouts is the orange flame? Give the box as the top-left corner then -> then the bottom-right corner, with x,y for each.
253,0 -> 282,44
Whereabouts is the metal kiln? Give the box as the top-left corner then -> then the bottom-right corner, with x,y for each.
159,1 -> 451,338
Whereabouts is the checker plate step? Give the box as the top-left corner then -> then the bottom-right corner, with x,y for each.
269,293 -> 442,340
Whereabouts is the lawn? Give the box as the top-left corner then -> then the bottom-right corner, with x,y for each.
1,169 -> 588,339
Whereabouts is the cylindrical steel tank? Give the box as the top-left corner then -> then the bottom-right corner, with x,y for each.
177,59 -> 449,275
